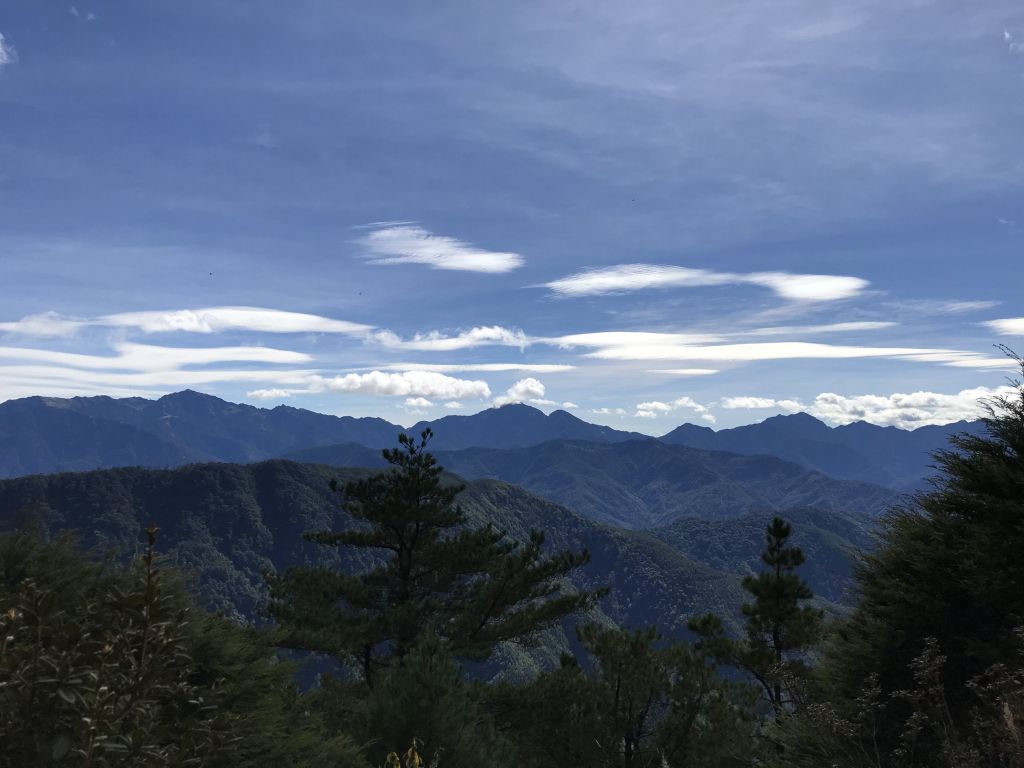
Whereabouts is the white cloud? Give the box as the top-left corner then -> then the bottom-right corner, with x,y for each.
0,307 -> 372,338
542,263 -> 867,302
443,401 -> 464,409
0,33 -> 16,69
357,224 -> 523,273
547,331 -> 721,348
371,325 -> 528,351
404,397 -> 434,408
379,362 -> 575,373
985,318 -> 1024,336
592,407 -> 627,416
561,401 -> 579,409
101,307 -> 371,335
0,312 -> 87,337
634,396 -> 715,422
583,339 -> 1015,369
247,388 -> 294,400
322,370 -> 491,399
0,342 -> 310,371
720,396 -> 803,411
493,377 -> 547,406
807,387 -> 1014,428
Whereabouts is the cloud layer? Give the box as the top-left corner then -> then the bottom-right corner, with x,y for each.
358,224 -> 523,273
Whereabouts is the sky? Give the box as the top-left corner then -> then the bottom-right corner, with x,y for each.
1,0 -> 1023,432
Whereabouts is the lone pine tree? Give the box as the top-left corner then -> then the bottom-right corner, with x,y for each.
268,429 -> 599,686
690,516 -> 823,717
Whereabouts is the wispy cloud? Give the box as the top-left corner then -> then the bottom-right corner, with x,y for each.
371,325 -> 528,351
378,362 -> 575,373
542,263 -> 868,301
0,342 -> 310,371
357,223 -> 523,273
0,307 -> 372,338
579,339 -> 1015,369
0,33 -> 16,69
984,317 -> 1024,336
746,321 -> 895,336
646,368 -> 720,376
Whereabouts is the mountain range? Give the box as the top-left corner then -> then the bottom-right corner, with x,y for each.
287,439 -> 896,528
0,390 -> 982,491
0,460 -> 867,641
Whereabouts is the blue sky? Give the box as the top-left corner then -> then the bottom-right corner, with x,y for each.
1,0 -> 1023,431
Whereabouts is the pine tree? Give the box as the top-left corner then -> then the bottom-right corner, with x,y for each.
268,429 -> 599,686
786,354 -> 1024,763
690,516 -> 823,717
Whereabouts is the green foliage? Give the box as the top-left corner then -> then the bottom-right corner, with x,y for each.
777,356 -> 1024,766
690,516 -> 824,717
268,430 -> 600,684
0,526 -> 365,768
355,633 -> 504,768
492,623 -> 756,768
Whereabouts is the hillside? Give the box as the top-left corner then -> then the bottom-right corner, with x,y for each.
0,460 -> 744,637
289,439 -> 897,528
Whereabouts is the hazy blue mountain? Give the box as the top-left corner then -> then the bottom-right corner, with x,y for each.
410,403 -> 646,450
660,412 -> 985,490
0,393 -> 644,478
288,438 -> 896,528
0,460 -> 746,640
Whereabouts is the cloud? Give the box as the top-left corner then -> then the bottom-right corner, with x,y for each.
357,224 -> 523,273
560,401 -> 579,409
548,331 -> 721,348
634,396 -> 715,422
984,318 -> 1024,336
647,368 -> 720,376
371,325 -> 528,351
247,388 -> 293,400
0,33 -> 16,69
581,339 -> 1015,369
746,321 -> 896,336
443,401 -> 463,409
542,263 -> 867,301
493,377 -> 547,406
808,387 -> 1014,428
101,307 -> 371,335
379,362 -> 575,373
321,370 -> 491,399
592,407 -> 627,416
404,397 -> 434,408
720,396 -> 803,411
0,312 -> 87,338
0,307 -> 372,337
0,342 -> 311,371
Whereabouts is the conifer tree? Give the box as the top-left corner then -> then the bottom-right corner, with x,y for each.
690,516 -> 823,717
268,429 -> 598,686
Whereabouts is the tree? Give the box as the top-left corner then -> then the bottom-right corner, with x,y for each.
0,525 -> 365,768
779,355 -> 1024,765
492,623 -> 756,768
690,516 -> 824,718
268,429 -> 599,686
